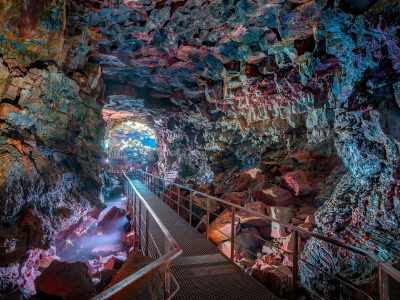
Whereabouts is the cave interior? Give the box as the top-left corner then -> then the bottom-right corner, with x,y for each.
1,0 -> 400,299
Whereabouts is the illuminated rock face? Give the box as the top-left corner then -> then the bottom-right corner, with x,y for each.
0,1 -> 105,295
103,118 -> 157,165
0,0 -> 400,298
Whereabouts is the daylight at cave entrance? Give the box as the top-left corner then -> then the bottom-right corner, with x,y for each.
0,0 -> 400,299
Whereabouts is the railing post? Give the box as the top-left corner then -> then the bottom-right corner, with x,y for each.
379,267 -> 389,300
138,199 -> 142,250
292,230 -> 299,300
177,187 -> 181,216
145,209 -> 149,257
231,206 -> 236,260
164,236 -> 171,299
189,191 -> 193,226
206,197 -> 210,240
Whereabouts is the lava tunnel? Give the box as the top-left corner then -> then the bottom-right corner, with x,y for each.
1,0 -> 400,299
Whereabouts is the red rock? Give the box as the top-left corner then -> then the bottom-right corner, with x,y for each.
0,103 -> 21,120
209,210 -> 239,244
243,201 -> 269,216
97,206 -> 126,234
235,227 -> 265,259
263,185 -> 295,206
236,202 -> 272,240
270,206 -> 294,238
292,151 -> 316,164
298,205 -> 316,214
221,191 -> 250,207
281,170 -> 312,196
39,255 -> 61,271
227,172 -> 253,192
278,165 -> 291,174
34,260 -> 97,299
249,265 -> 292,297
291,218 -> 302,226
250,182 -> 295,207
247,168 -> 261,179
104,251 -> 164,300
250,182 -> 276,205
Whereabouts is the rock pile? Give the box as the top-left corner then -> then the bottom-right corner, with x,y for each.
163,150 -> 341,297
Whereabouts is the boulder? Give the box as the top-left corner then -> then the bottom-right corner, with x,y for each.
291,151 -> 316,164
281,170 -> 312,196
247,168 -> 263,180
104,251 -> 164,300
193,193 -> 220,213
291,218 -> 302,226
250,182 -> 295,206
235,227 -> 264,259
34,260 -> 97,300
98,206 -> 127,234
209,210 -> 239,244
270,207 -> 293,238
248,265 -> 292,298
221,191 -> 250,206
226,172 -> 253,192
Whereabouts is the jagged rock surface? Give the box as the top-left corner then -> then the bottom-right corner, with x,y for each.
1,0 -> 400,298
0,1 -> 105,295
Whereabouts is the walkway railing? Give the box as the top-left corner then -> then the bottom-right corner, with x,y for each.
135,169 -> 400,300
92,171 -> 182,300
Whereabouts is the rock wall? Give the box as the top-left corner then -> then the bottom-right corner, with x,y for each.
1,0 -> 400,297
0,0 -> 106,295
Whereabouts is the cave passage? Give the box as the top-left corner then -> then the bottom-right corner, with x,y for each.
104,118 -> 158,165
1,0 -> 400,299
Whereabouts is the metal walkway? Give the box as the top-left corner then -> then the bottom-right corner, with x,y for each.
131,179 -> 278,300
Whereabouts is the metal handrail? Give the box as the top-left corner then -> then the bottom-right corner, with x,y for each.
92,172 -> 182,300
136,169 -> 400,300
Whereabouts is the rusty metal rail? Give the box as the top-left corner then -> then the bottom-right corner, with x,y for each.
136,169 -> 400,300
92,171 -> 182,300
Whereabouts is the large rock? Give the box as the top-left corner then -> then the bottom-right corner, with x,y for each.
209,210 -> 240,244
248,265 -> 292,298
251,182 -> 295,206
98,206 -> 127,234
193,192 -> 220,213
34,260 -> 97,299
221,191 -> 250,206
235,227 -> 264,259
104,251 -> 164,300
269,207 -> 293,239
281,170 -> 312,196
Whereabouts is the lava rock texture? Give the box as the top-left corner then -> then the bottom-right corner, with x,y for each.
0,0 -> 105,295
1,0 -> 400,298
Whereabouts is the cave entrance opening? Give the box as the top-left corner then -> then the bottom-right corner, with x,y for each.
103,117 -> 158,170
